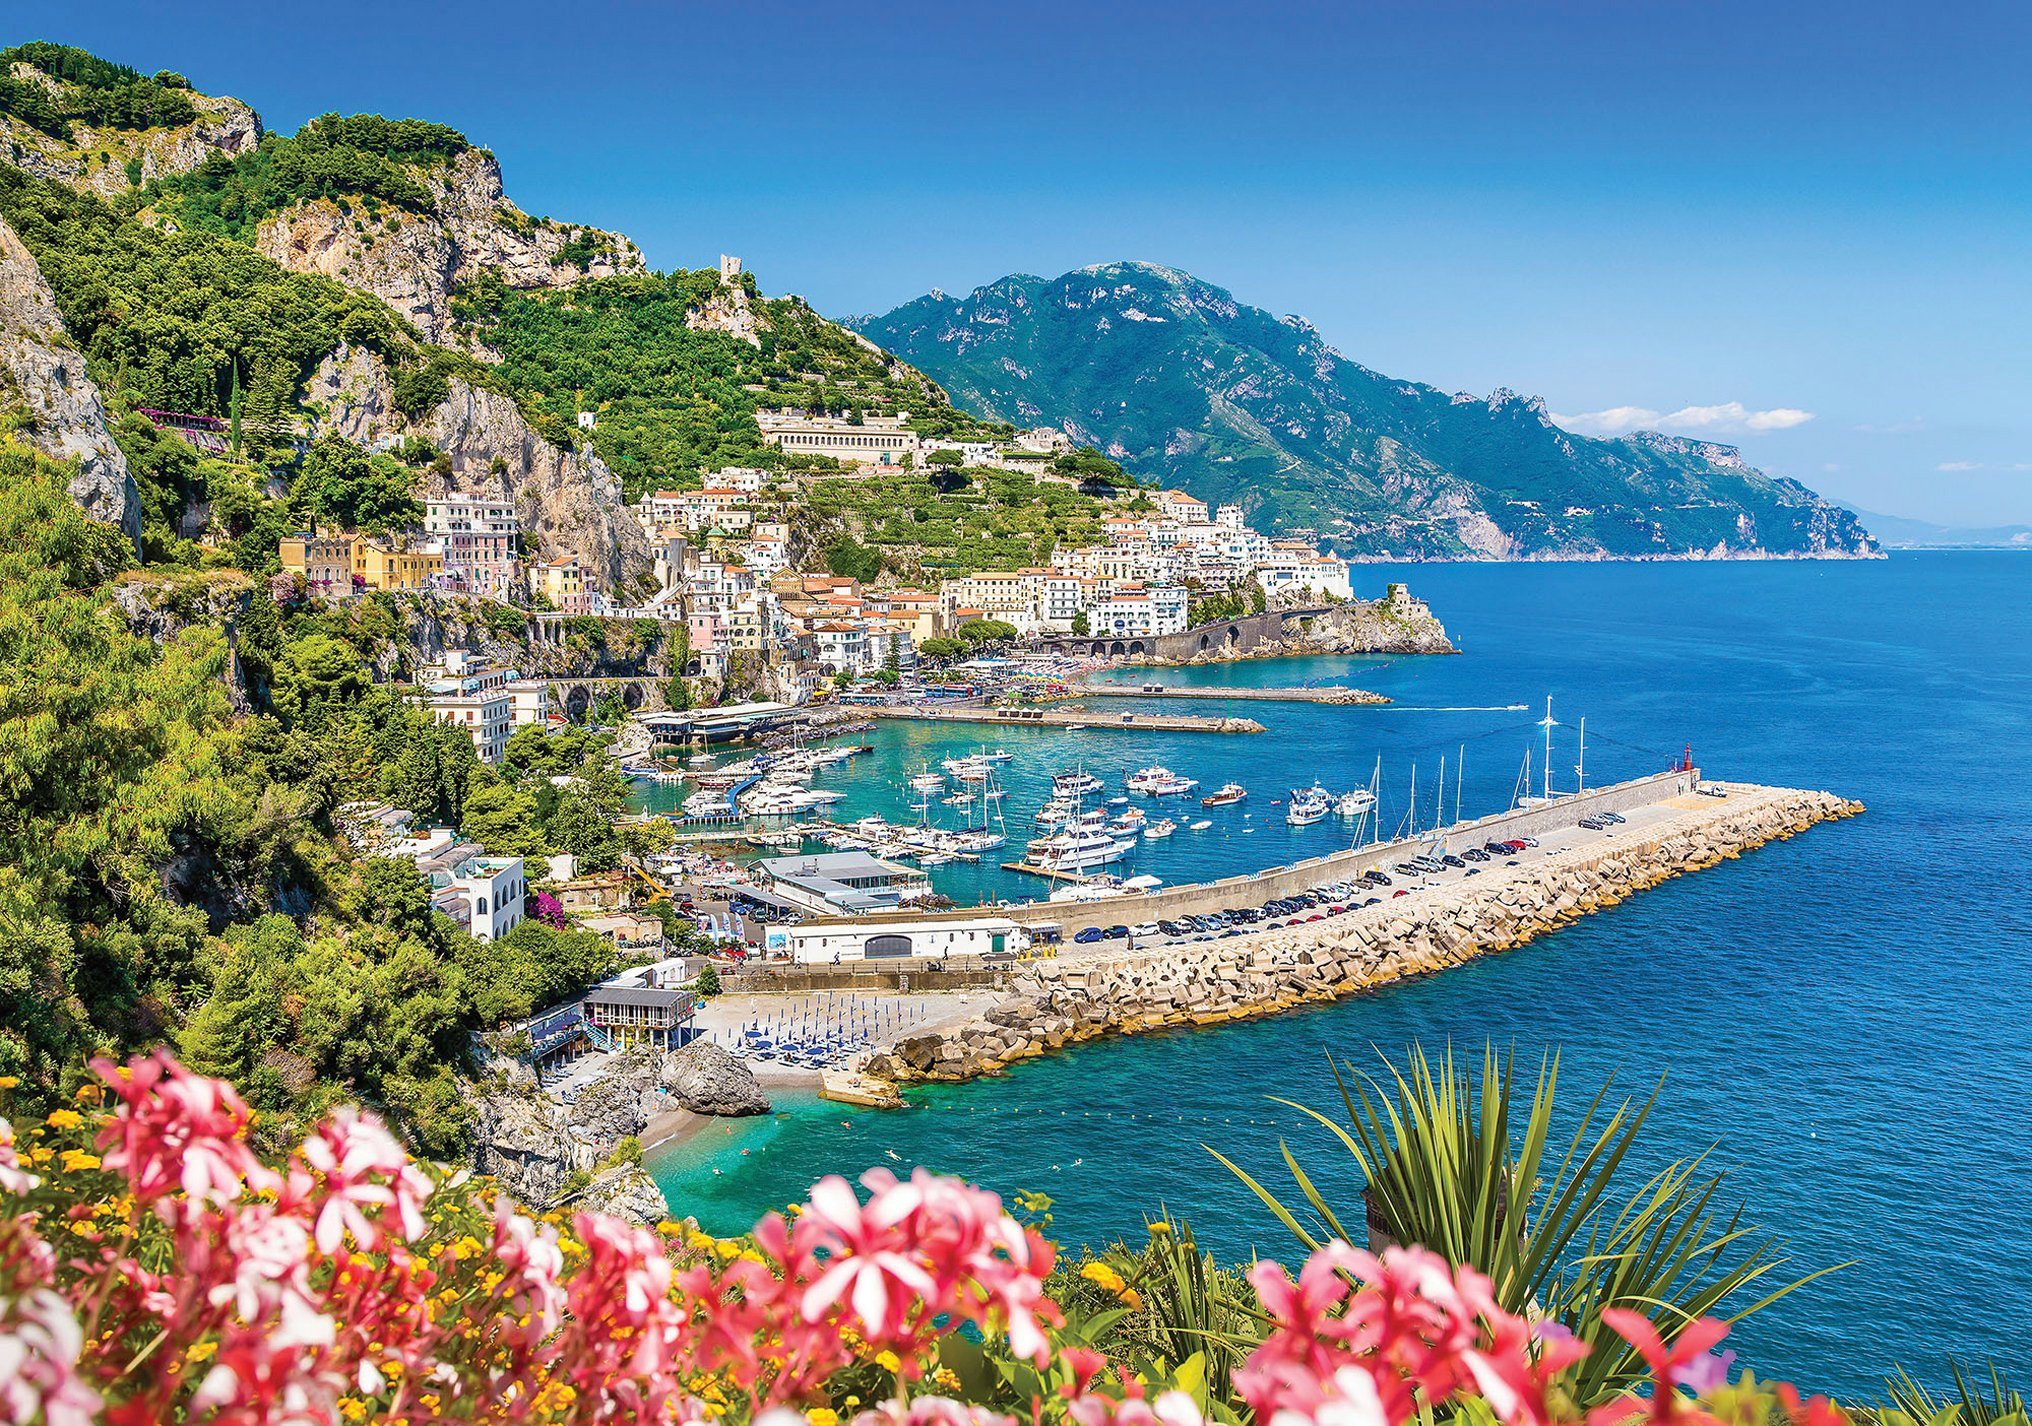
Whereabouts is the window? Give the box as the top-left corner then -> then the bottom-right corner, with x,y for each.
865,934 -> 913,958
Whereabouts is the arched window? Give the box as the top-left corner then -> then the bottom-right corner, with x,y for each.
865,934 -> 913,958
477,897 -> 488,914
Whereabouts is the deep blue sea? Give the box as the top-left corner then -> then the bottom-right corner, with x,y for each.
649,554 -> 2032,1396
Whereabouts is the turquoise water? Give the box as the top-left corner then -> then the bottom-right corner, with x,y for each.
650,554 -> 2032,1394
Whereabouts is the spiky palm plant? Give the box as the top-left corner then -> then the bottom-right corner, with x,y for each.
1876,1361 -> 2026,1426
1208,1043 -> 1842,1406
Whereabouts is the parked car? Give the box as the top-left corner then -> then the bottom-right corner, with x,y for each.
1440,854 -> 1466,868
1130,922 -> 1160,937
1074,927 -> 1105,944
1103,924 -> 1130,940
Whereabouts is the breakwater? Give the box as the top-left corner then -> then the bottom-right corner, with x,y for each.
863,782 -> 1861,1086
867,705 -> 1266,734
1069,683 -> 1389,705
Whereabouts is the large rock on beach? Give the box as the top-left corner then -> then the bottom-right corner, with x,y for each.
660,1040 -> 771,1117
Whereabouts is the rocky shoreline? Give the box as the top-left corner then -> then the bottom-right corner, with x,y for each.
865,785 -> 1862,1086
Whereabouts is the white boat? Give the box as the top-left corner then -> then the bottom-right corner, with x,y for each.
1106,795 -> 1130,807
1286,784 -> 1332,827
1053,769 -> 1103,796
1144,773 -> 1199,797
1201,782 -> 1247,807
1048,876 -> 1130,904
1143,818 -> 1177,839
1337,789 -> 1377,817
1188,819 -> 1212,831
1026,811 -> 1138,872
908,764 -> 946,794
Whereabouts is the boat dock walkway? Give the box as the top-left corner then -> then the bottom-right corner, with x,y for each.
999,861 -> 1088,883
1070,683 -> 1388,706
868,706 -> 1265,735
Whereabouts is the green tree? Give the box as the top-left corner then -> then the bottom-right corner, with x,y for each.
179,915 -> 295,1086
1070,611 -> 1090,635
546,785 -> 621,871
926,447 -> 963,469
958,618 -> 1019,646
292,434 -> 422,533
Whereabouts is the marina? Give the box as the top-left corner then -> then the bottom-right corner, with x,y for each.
1069,682 -> 1389,705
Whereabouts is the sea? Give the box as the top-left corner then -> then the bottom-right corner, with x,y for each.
640,553 -> 2032,1396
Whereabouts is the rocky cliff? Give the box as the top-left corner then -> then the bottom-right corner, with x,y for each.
0,215 -> 137,542
0,77 -> 260,197
258,148 -> 642,345
307,343 -> 650,592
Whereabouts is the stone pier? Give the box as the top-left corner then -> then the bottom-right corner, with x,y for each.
863,782 -> 1862,1086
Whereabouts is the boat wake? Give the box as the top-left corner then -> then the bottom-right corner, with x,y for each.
1384,704 -> 1530,712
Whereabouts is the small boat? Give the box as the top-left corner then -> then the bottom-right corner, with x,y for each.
1188,819 -> 1213,832
1126,765 -> 1198,796
1106,795 -> 1130,807
1337,788 -> 1377,817
1201,782 -> 1247,807
1286,783 -> 1332,827
1053,769 -> 1103,796
1143,818 -> 1177,839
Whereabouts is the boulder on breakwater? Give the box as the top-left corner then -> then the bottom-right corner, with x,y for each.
862,786 -> 1863,1089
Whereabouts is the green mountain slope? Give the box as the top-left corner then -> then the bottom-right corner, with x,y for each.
850,262 -> 1877,560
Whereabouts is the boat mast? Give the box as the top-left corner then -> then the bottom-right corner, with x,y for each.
1455,742 -> 1464,825
1575,717 -> 1586,794
1538,696 -> 1558,801
1435,756 -> 1446,835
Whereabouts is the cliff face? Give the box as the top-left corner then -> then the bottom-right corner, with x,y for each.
307,344 -> 650,592
0,81 -> 260,196
0,215 -> 138,542
258,149 -> 643,344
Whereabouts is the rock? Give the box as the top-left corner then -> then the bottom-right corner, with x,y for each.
0,87 -> 260,196
471,1083 -> 578,1207
659,1040 -> 770,1117
258,148 -> 642,345
305,344 -> 650,592
576,1164 -> 670,1225
0,218 -> 138,543
567,1053 -> 653,1157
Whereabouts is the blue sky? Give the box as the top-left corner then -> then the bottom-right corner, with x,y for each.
33,0 -> 2032,523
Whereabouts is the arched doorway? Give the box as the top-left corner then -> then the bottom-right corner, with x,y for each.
1128,640 -> 1146,656
1109,640 -> 1127,656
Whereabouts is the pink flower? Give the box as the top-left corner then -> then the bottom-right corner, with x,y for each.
293,1108 -> 431,1254
0,1289 -> 101,1426
798,1173 -> 940,1340
489,1198 -> 567,1343
849,1396 -> 1025,1426
93,1051 -> 271,1212
0,1117 -> 35,1196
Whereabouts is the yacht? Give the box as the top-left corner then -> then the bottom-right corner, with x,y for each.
1052,768 -> 1104,797
1201,782 -> 1247,808
1026,811 -> 1138,873
908,766 -> 946,795
1143,818 -> 1177,839
1286,784 -> 1332,827
1127,765 -> 1196,794
1336,788 -> 1377,817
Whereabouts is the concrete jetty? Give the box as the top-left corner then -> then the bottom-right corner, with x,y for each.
1069,683 -> 1389,705
860,778 -> 1863,1087
867,705 -> 1265,735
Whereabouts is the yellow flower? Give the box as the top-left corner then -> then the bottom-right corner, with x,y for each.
809,1411 -> 840,1426
656,1220 -> 685,1237
1080,1261 -> 1125,1294
1146,1221 -> 1171,1236
934,1368 -> 962,1391
184,1340 -> 219,1365
73,1083 -> 102,1104
712,1238 -> 742,1260
0,1076 -> 19,1089
339,1399 -> 367,1422
59,1150 -> 100,1173
44,1109 -> 83,1131
1121,1288 -> 1145,1310
874,1350 -> 901,1373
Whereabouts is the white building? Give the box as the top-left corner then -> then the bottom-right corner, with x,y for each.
770,915 -> 1027,964
446,855 -> 526,942
503,679 -> 551,728
755,409 -> 920,465
1092,584 -> 1190,639
428,690 -> 512,764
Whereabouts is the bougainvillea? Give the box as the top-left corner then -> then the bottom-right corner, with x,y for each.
0,1055 -> 1843,1426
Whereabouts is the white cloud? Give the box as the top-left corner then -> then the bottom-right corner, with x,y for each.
1550,401 -> 1817,438
1937,461 -> 1983,472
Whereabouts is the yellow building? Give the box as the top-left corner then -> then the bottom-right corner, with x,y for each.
352,535 -> 444,591
531,558 -> 589,613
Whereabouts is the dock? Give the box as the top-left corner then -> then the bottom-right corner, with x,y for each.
1070,683 -> 1388,706
999,860 -> 1089,883
869,705 -> 1265,735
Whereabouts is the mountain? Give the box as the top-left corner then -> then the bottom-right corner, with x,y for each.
0,41 -> 1003,586
851,262 -> 1878,561
1840,506 -> 2032,550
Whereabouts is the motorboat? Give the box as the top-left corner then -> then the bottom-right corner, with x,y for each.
1053,769 -> 1104,796
1188,819 -> 1213,831
1286,784 -> 1332,827
1143,818 -> 1177,839
1201,782 -> 1247,807
1337,788 -> 1377,817
1025,811 -> 1137,872
1127,765 -> 1196,795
